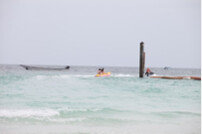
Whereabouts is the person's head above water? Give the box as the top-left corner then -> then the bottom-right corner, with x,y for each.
97,68 -> 104,74
146,68 -> 151,72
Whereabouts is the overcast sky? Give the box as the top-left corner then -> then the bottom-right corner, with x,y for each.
0,0 -> 200,68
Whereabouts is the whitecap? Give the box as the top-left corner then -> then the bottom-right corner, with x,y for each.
0,109 -> 59,118
112,74 -> 135,77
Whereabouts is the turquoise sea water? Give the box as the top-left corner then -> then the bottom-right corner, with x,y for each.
0,65 -> 201,134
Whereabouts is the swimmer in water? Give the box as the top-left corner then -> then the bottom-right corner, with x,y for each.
145,68 -> 154,77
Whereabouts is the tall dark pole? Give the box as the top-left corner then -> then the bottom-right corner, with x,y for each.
139,42 -> 145,78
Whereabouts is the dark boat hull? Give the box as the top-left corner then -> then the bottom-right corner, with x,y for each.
20,65 -> 70,70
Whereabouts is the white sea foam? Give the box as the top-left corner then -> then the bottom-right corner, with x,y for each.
51,75 -> 70,79
0,108 -> 105,118
49,117 -> 86,123
35,75 -> 47,80
112,74 -> 136,77
59,107 -> 103,112
0,109 -> 59,118
35,75 -> 69,80
35,74 -> 94,80
35,74 -> 137,80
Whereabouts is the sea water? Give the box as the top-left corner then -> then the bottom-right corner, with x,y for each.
0,65 -> 200,134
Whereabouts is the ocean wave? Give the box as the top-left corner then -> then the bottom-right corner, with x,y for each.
0,108 -> 128,124
0,109 -> 59,118
0,107 -> 125,118
60,108 -> 102,112
48,117 -> 86,123
111,74 -> 136,77
153,110 -> 201,116
35,75 -> 93,80
35,74 -> 136,80
35,75 -> 72,80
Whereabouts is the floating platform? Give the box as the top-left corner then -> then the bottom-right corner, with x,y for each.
150,76 -> 201,80
20,65 -> 70,70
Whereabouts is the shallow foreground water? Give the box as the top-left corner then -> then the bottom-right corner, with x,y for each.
0,65 -> 201,134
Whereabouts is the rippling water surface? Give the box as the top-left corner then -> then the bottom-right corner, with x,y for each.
0,65 -> 200,134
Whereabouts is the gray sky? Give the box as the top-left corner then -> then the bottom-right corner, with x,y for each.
0,0 -> 200,68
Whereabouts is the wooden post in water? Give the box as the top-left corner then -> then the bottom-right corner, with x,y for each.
139,42 -> 145,78
143,52 -> 145,73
